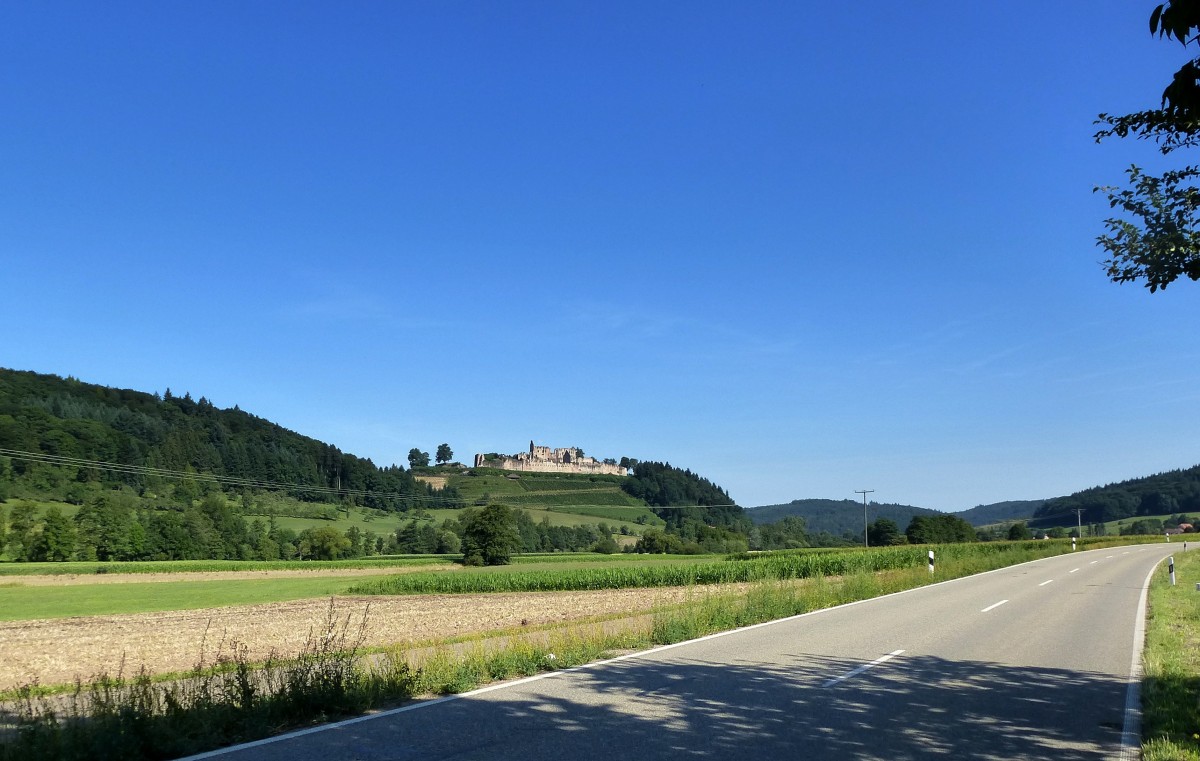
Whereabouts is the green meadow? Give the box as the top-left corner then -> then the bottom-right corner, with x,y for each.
0,576 -> 366,620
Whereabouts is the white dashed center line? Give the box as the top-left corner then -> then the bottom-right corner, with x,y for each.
822,650 -> 905,688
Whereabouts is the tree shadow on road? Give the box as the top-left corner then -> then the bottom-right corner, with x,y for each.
300,651 -> 1132,761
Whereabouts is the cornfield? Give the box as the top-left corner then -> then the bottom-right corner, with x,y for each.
348,541 -> 1085,596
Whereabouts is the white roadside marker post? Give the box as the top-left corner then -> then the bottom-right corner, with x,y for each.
1071,537 -> 1076,551
1169,556 -> 1176,587
927,550 -> 935,575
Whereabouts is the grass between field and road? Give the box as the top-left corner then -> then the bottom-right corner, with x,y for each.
1141,547 -> 1200,761
0,536 -> 1169,761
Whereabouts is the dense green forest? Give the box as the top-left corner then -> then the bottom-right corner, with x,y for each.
955,499 -> 1046,526
1032,464 -> 1200,527
621,461 -> 751,552
0,368 -> 460,511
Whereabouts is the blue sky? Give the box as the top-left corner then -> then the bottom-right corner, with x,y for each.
3,2 -> 1198,511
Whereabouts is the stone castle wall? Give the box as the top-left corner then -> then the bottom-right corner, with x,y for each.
474,442 -> 627,477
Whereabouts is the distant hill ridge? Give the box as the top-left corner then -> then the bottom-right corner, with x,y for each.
747,497 -> 1047,536
1032,463 -> 1200,527
746,499 -> 940,536
749,464 -> 1200,535
957,499 -> 1047,526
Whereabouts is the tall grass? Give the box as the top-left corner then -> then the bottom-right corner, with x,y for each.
0,602 -> 417,761
408,631 -> 638,696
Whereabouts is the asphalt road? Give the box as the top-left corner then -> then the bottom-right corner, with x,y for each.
184,543 -> 1182,761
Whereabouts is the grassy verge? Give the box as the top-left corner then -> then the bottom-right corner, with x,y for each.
1142,549 -> 1200,761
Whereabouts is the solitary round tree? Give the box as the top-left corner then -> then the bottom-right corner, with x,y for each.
461,504 -> 521,566
1007,522 -> 1033,541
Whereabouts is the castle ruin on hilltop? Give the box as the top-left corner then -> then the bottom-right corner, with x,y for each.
474,441 -> 627,476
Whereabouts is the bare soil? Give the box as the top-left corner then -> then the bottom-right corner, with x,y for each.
0,586 -> 714,690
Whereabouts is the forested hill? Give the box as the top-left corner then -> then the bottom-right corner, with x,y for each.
0,368 -> 458,509
746,499 -> 940,536
1032,464 -> 1200,527
621,461 -> 750,535
749,497 -> 1047,536
956,499 -> 1046,526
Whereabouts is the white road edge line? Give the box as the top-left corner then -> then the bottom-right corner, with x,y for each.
821,650 -> 905,688
174,544 -> 1166,761
980,599 -> 1009,613
1038,580 -> 1054,587
1119,556 -> 1170,760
